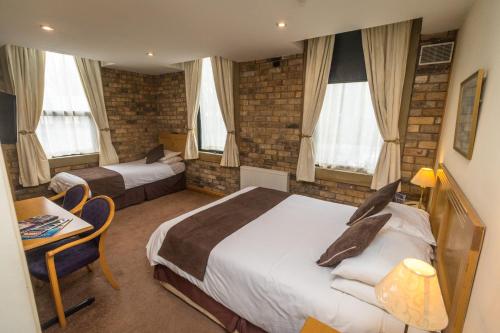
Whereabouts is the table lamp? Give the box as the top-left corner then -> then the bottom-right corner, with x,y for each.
410,167 -> 436,209
375,258 -> 448,333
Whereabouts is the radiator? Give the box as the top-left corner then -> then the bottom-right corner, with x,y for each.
240,166 -> 289,192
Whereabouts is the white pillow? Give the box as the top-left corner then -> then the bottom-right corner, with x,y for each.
331,228 -> 433,286
159,156 -> 183,164
376,202 -> 436,246
160,150 -> 181,161
331,277 -> 381,308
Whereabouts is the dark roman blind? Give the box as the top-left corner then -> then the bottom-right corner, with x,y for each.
329,30 -> 367,84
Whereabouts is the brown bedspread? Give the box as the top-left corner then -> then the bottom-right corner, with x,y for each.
158,187 -> 291,281
67,167 -> 125,198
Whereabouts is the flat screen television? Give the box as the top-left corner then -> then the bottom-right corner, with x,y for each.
0,91 -> 16,144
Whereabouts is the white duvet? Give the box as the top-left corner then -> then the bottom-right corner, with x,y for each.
147,187 -> 427,333
49,159 -> 185,193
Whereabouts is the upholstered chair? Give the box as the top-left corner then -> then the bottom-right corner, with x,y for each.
26,196 -> 119,328
49,184 -> 89,215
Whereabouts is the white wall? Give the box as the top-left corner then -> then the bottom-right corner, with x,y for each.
436,0 -> 500,331
0,145 -> 40,332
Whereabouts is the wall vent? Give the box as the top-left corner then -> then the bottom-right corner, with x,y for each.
419,42 -> 454,65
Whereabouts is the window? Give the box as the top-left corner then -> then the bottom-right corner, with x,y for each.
314,30 -> 383,174
197,57 -> 226,153
314,82 -> 383,173
36,52 -> 98,157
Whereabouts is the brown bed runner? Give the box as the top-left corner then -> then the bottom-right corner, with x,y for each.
67,167 -> 125,198
158,187 -> 291,281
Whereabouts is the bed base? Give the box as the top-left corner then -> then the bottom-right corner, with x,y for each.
154,265 -> 265,333
113,172 -> 186,210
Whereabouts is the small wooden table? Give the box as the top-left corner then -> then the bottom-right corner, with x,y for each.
301,317 -> 340,333
15,196 -> 95,329
15,197 -> 93,251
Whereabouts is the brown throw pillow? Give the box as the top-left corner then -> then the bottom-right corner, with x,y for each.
317,213 -> 392,267
145,144 -> 165,164
347,179 -> 400,225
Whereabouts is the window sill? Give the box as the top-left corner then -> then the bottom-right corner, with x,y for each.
198,152 -> 222,164
315,167 -> 372,187
49,153 -> 99,169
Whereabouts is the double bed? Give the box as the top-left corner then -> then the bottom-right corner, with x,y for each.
49,133 -> 187,210
146,165 -> 485,333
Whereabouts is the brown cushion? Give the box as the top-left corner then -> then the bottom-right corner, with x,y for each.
145,144 -> 165,164
347,179 -> 400,225
317,213 -> 392,267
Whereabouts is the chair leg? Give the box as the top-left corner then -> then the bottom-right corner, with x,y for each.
46,256 -> 67,328
98,233 -> 119,290
99,255 -> 119,290
86,264 -> 93,273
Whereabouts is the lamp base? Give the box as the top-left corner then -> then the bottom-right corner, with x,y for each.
404,324 -> 409,333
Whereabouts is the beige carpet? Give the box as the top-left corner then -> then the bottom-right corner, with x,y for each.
34,190 -> 226,333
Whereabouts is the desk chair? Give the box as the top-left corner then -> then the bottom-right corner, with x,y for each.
27,196 -> 119,328
49,184 -> 89,215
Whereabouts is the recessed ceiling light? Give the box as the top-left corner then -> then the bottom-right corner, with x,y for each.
40,25 -> 54,31
276,21 -> 287,28
147,51 -> 154,57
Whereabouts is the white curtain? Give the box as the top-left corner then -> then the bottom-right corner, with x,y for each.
314,82 -> 383,173
296,35 -> 335,182
75,56 -> 119,166
362,20 -> 412,189
199,58 -> 226,152
37,52 -> 99,157
183,60 -> 202,160
211,56 -> 239,167
6,45 -> 50,187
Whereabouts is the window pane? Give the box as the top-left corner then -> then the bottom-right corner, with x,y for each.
37,52 -> 98,157
199,57 -> 226,152
314,82 -> 383,174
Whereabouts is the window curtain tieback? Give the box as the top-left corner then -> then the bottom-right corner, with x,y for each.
301,134 -> 312,138
227,131 -> 235,134
18,130 -> 35,135
99,127 -> 111,132
384,138 -> 400,144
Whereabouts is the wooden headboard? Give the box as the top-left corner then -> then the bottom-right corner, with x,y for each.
429,164 -> 485,333
159,132 -> 187,158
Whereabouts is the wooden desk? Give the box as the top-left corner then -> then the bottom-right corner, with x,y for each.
301,317 -> 340,333
15,197 -> 93,251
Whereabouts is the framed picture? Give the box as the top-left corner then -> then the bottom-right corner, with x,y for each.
453,69 -> 485,159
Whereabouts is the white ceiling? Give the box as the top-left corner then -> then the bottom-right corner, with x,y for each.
0,0 -> 474,74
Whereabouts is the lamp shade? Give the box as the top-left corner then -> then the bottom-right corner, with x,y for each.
411,167 -> 436,188
375,258 -> 448,331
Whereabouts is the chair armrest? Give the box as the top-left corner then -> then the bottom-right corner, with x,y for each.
49,192 -> 66,202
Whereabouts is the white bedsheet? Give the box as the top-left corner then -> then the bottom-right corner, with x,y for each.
146,187 -> 427,333
49,159 -> 185,193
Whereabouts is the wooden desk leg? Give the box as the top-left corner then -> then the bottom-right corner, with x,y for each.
46,256 -> 67,328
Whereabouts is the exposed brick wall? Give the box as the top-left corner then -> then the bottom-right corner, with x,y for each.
401,31 -> 457,201
4,31 -> 455,205
156,32 -> 455,206
102,68 -> 160,162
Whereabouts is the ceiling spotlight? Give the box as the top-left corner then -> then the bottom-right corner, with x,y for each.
40,25 -> 54,31
276,21 -> 287,28
147,51 -> 154,57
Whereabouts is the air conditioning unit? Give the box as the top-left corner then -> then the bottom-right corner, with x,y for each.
419,42 -> 454,65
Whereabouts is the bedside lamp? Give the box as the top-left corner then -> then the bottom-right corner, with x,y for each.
410,167 -> 436,209
375,258 -> 448,333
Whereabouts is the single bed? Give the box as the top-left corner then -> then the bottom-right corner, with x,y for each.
49,133 -> 188,210
146,165 -> 484,333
